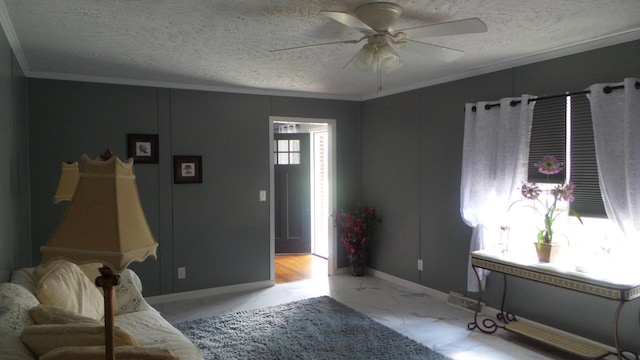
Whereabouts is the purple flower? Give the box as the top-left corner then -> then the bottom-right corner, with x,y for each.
521,182 -> 541,200
554,182 -> 575,202
512,156 -> 582,245
535,155 -> 563,175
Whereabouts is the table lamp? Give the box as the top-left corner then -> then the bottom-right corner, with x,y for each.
41,149 -> 158,360
52,161 -> 79,204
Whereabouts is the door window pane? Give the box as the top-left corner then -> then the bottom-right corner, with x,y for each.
278,140 -> 289,152
278,153 -> 289,165
290,152 -> 300,165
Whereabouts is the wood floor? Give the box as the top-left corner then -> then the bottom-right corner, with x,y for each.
274,254 -> 327,284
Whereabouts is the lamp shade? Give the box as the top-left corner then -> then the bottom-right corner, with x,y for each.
352,44 -> 376,73
351,37 -> 401,74
42,153 -> 157,273
53,162 -> 80,204
377,44 -> 401,73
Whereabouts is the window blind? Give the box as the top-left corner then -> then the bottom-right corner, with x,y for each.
570,94 -> 607,217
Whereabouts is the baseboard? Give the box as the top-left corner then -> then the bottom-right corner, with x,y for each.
145,280 -> 274,305
366,267 -> 449,302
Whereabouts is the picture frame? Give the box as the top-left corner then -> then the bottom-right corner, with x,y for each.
173,155 -> 202,184
127,134 -> 159,164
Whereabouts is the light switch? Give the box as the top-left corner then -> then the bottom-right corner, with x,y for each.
259,190 -> 267,202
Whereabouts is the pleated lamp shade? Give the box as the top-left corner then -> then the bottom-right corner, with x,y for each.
52,162 -> 80,204
41,153 -> 157,273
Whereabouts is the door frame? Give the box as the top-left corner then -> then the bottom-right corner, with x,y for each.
268,116 -> 337,281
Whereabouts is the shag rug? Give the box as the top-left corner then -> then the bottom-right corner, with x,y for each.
174,296 -> 450,360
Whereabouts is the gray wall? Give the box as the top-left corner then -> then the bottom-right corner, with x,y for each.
26,82 -> 362,296
361,40 -> 640,351
0,26 -> 28,282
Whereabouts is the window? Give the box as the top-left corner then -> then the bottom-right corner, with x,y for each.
510,94 -> 638,271
274,139 -> 301,165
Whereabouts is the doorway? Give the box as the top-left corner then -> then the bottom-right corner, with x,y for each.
269,117 -> 336,281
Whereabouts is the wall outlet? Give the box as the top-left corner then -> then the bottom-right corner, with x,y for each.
417,259 -> 423,271
177,267 -> 186,279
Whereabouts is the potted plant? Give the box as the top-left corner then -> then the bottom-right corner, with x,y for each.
333,202 -> 380,276
518,155 -> 582,262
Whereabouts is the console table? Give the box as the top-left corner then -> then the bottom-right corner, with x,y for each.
468,249 -> 640,359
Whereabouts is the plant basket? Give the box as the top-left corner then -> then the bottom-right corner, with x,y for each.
534,242 -> 561,263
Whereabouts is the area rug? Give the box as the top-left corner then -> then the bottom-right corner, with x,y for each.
174,295 -> 450,360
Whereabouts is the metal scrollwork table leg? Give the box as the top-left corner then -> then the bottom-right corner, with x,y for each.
467,265 -> 504,334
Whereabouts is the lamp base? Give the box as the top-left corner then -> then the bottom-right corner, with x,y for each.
95,266 -> 121,360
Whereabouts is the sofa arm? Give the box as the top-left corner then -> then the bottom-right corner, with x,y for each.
0,282 -> 40,359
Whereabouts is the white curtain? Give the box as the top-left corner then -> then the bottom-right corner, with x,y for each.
587,78 -> 640,241
461,95 -> 535,291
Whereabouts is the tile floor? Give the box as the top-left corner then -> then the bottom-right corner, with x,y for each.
152,269 -> 619,360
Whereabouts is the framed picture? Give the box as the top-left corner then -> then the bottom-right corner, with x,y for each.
127,134 -> 159,164
173,155 -> 202,184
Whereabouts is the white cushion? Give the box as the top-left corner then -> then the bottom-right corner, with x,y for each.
40,345 -> 180,360
0,283 -> 39,332
10,267 -> 38,294
21,323 -> 137,357
30,304 -> 101,325
0,283 -> 40,359
116,309 -> 203,360
115,269 -> 151,315
35,261 -> 104,321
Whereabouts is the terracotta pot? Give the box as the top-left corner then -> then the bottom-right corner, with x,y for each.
534,242 -> 561,263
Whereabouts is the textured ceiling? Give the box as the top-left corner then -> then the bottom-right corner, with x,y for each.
1,0 -> 639,100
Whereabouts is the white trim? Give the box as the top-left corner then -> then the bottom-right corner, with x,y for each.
145,280 -> 274,305
269,116 -> 338,277
309,128 -> 329,259
359,30 -> 640,100
366,267 -> 448,301
6,30 -> 639,102
0,0 -> 29,73
25,70 -> 364,102
268,119 -> 275,282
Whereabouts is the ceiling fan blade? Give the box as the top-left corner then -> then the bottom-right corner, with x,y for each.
321,11 -> 375,34
270,38 -> 363,53
399,18 -> 487,39
401,39 -> 464,62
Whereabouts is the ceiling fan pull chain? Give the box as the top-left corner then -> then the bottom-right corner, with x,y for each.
377,55 -> 383,94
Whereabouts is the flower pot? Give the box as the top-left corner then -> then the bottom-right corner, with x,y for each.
349,253 -> 365,276
534,242 -> 561,263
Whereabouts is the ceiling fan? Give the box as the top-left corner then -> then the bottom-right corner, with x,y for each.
272,2 -> 487,76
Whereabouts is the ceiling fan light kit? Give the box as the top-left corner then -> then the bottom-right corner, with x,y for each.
352,36 -> 402,74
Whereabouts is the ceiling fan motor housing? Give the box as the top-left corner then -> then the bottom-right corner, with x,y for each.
354,2 -> 402,32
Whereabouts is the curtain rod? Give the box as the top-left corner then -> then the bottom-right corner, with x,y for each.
470,80 -> 640,112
